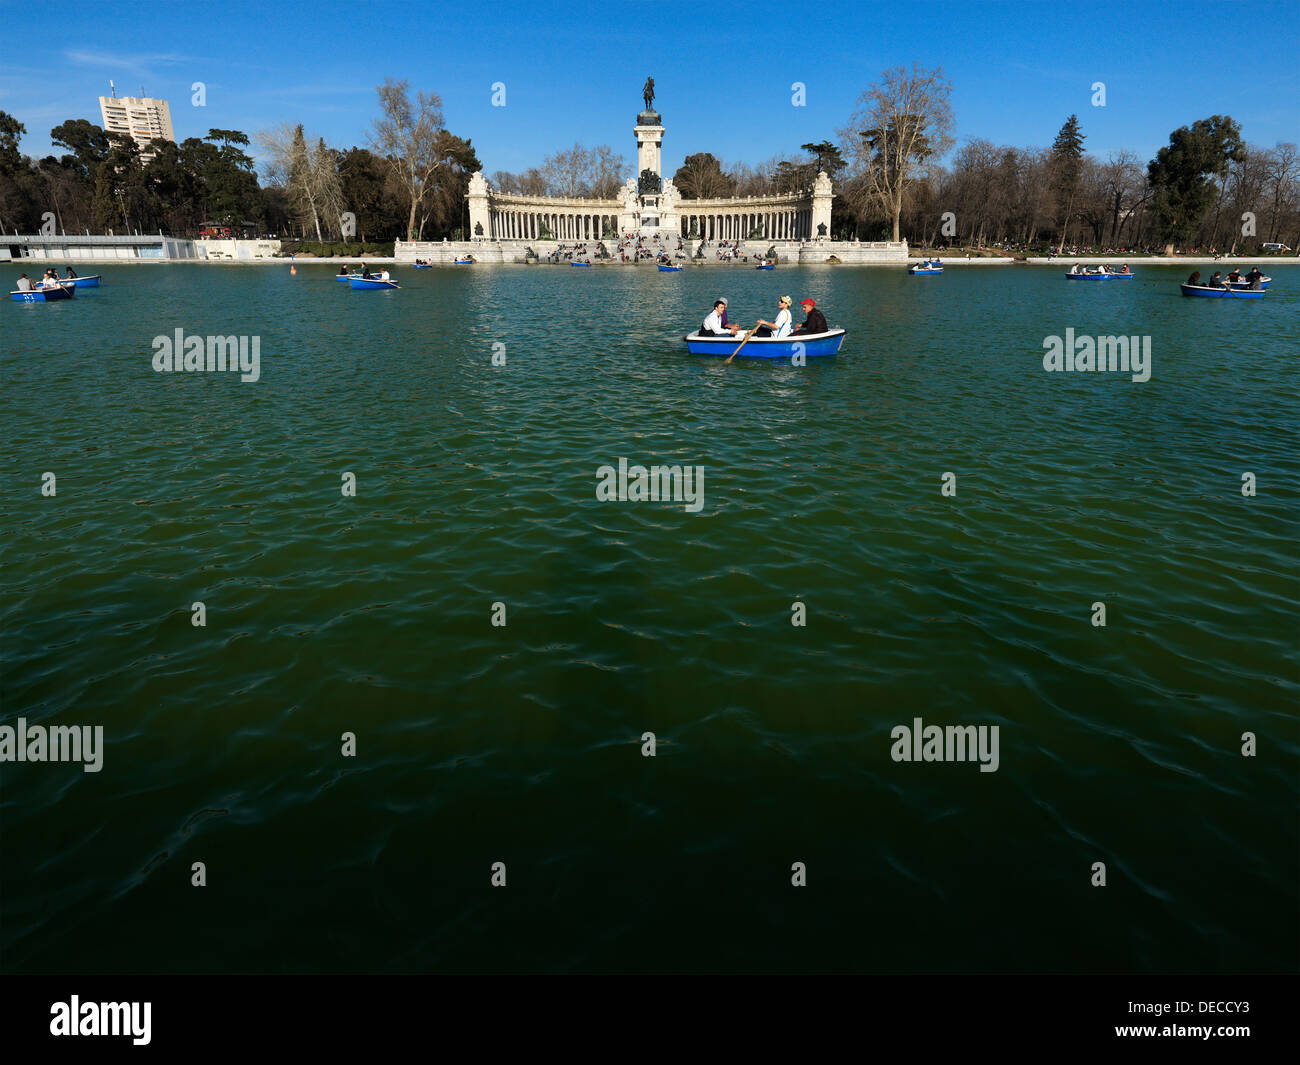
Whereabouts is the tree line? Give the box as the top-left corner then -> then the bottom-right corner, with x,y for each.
829,64 -> 1298,252
0,79 -> 480,244
2,68 -> 1296,252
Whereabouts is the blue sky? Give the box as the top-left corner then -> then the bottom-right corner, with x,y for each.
3,0 -> 1297,176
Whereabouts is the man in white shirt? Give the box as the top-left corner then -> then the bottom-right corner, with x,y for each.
701,299 -> 740,337
15,274 -> 33,291
755,295 -> 793,338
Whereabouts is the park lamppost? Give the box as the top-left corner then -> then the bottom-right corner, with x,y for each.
115,188 -> 131,234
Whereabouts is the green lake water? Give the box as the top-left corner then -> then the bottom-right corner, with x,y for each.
2,261 -> 1297,973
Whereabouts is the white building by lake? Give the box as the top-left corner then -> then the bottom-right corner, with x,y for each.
397,90 -> 907,264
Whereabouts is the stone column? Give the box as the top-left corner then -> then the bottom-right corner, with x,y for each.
467,172 -> 491,241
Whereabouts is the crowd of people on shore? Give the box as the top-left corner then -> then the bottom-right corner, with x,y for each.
14,267 -> 78,291
699,295 -> 827,340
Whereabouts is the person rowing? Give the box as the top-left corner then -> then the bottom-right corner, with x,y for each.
754,295 -> 793,338
791,298 -> 827,336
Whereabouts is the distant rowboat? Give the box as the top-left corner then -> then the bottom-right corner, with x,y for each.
1226,275 -> 1271,289
658,264 -> 683,272
756,262 -> 774,270
349,277 -> 400,290
571,261 -> 591,267
1180,283 -> 1263,299
1065,271 -> 1132,280
10,283 -> 75,302
65,275 -> 101,288
412,263 -> 432,269
335,273 -> 360,282
683,328 -> 845,358
453,258 -> 474,265
909,264 -> 943,274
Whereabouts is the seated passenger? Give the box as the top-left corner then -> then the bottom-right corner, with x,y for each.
701,299 -> 740,337
792,298 -> 827,336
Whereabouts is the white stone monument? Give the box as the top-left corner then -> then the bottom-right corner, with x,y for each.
626,77 -> 678,239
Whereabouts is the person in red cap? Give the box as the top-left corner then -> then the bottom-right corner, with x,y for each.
792,298 -> 827,336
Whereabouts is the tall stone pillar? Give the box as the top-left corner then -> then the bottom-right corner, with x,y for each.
468,171 -> 491,241
811,171 -> 832,241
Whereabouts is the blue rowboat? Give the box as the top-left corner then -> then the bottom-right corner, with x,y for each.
335,273 -> 361,282
452,257 -> 474,265
412,264 -> 432,269
1065,270 -> 1133,280
658,264 -> 683,271
756,262 -> 774,270
1226,275 -> 1270,289
683,328 -> 846,359
571,260 -> 591,267
349,277 -> 400,290
10,283 -> 75,302
1180,283 -> 1263,299
64,275 -> 101,288
909,265 -> 943,274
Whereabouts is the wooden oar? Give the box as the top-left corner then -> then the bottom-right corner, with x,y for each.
725,327 -> 758,363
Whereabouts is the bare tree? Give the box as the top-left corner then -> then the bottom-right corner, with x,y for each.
1263,141 -> 1299,243
369,78 -> 446,241
839,63 -> 955,242
542,143 -> 592,197
256,123 -> 342,240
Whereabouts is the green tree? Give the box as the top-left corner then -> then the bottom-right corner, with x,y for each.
337,147 -> 389,241
800,140 -> 845,177
50,119 -> 110,177
201,128 -> 262,228
1048,114 -> 1085,251
1147,115 -> 1245,250
672,153 -> 735,199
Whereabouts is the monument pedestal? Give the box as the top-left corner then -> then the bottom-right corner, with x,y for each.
630,109 -> 677,238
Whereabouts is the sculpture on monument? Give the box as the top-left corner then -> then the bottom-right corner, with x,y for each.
643,77 -> 655,111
